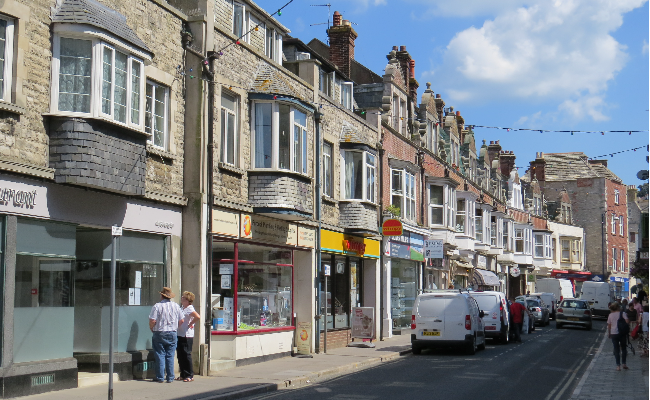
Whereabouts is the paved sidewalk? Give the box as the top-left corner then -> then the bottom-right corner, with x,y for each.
570,333 -> 649,400
20,335 -> 413,400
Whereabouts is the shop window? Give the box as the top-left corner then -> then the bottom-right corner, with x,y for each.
343,150 -> 375,202
15,256 -> 74,308
323,141 -> 333,197
320,256 -> 362,330
221,91 -> 238,165
391,259 -> 417,329
212,242 -> 294,332
561,239 -> 570,262
391,169 -> 416,221
0,16 -> 14,103
253,102 -> 310,173
146,81 -> 169,150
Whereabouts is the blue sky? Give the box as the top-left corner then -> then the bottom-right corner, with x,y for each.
265,0 -> 649,186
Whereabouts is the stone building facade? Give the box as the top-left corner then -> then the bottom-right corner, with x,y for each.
0,0 -> 187,396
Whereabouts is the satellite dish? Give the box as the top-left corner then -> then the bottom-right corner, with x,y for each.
637,170 -> 649,180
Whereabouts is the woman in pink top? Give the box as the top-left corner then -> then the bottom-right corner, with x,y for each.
607,302 -> 629,371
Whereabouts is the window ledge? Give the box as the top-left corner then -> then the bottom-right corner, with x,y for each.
338,199 -> 378,208
248,168 -> 312,182
219,162 -> 246,176
43,113 -> 151,138
322,195 -> 338,205
146,145 -> 175,163
0,101 -> 25,115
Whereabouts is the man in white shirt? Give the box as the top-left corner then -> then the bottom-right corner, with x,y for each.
149,287 -> 184,383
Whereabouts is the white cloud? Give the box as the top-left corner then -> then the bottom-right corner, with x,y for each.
348,0 -> 387,13
431,0 -> 646,121
643,39 -> 649,54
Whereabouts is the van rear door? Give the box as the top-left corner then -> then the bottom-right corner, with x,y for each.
444,296 -> 469,339
474,294 -> 499,332
415,296 -> 448,339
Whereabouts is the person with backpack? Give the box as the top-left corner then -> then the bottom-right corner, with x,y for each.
607,302 -> 630,371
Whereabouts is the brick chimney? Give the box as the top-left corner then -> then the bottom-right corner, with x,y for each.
529,152 -> 546,182
487,140 -> 502,170
499,150 -> 516,177
395,46 -> 412,96
327,11 -> 357,78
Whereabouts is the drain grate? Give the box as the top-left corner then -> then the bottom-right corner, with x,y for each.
31,374 -> 55,387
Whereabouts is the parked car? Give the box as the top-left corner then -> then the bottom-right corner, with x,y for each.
411,291 -> 487,355
555,298 -> 592,330
517,296 -> 550,326
472,291 -> 510,343
529,292 -> 557,319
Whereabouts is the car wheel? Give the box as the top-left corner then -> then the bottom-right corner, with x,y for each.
585,324 -> 592,331
466,336 -> 477,355
412,345 -> 422,355
545,315 -> 550,326
556,322 -> 562,329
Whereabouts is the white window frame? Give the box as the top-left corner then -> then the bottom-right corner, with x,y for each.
322,141 -> 333,197
614,189 -> 620,205
571,239 -> 580,263
0,16 -> 14,103
502,219 -> 511,251
341,82 -> 353,110
251,101 -> 310,173
319,68 -> 333,97
612,248 -> 617,271
619,216 -> 624,236
534,233 -> 544,258
146,80 -> 170,150
544,234 -> 552,259
392,95 -> 400,131
390,169 -> 416,221
400,99 -> 406,134
524,228 -> 533,255
265,27 -> 283,63
475,208 -> 484,243
232,2 -> 247,41
612,214 -> 616,235
515,228 -> 524,253
428,184 -> 455,229
456,197 -> 473,235
621,249 -> 625,272
220,90 -> 238,165
50,30 -> 148,132
341,149 -> 376,203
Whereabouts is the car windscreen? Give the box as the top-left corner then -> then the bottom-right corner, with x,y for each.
560,300 -> 587,309
473,295 -> 497,311
526,300 -> 539,307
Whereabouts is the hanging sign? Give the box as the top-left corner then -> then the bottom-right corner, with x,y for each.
510,266 -> 521,277
424,239 -> 444,259
382,219 -> 403,236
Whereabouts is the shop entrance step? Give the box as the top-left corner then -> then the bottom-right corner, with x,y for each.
77,372 -> 120,388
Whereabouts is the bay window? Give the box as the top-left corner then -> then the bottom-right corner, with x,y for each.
515,228 -> 524,253
561,239 -> 570,261
503,220 -> 511,251
343,150 -> 375,202
220,91 -> 238,165
545,235 -> 552,259
475,208 -> 483,242
391,169 -> 416,221
456,199 -> 466,233
0,16 -> 14,103
490,216 -> 498,246
572,239 -> 581,263
534,233 -> 544,258
524,228 -> 533,254
429,184 -> 455,228
52,34 -> 148,130
253,102 -> 310,173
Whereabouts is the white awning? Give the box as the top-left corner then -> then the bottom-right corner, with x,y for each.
472,269 -> 501,287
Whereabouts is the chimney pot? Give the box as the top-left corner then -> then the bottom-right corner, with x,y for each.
436,94 -> 441,98
392,46 -> 398,51
343,20 -> 351,26
333,11 -> 342,26
400,45 -> 406,51
456,111 -> 460,116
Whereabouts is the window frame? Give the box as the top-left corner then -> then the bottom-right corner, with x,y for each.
0,15 -> 14,103
614,189 -> 620,205
145,80 -> 170,150
251,101 -> 310,174
390,169 -> 416,221
220,90 -> 239,165
50,31 -> 149,132
612,248 -> 617,271
534,233 -> 544,258
619,216 -> 624,236
611,214 -> 616,235
561,239 -> 570,262
264,27 -> 283,63
341,149 -> 376,203
340,82 -> 353,110
322,141 -> 333,197
620,249 -> 625,272
571,239 -> 580,263
428,184 -> 455,229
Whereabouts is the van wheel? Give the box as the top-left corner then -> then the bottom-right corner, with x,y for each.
412,345 -> 422,355
466,336 -> 477,355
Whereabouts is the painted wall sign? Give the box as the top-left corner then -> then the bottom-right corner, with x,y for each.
382,219 -> 403,236
240,214 -> 297,246
0,188 -> 36,208
212,208 -> 240,237
298,226 -> 315,248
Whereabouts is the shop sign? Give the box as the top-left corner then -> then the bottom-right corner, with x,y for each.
296,322 -> 311,355
240,214 -> 297,246
212,208 -> 240,237
510,266 -> 521,277
298,226 -> 315,248
382,219 -> 403,236
351,307 -> 375,339
610,276 -> 629,283
390,241 -> 410,259
424,239 -> 444,259
320,230 -> 381,258
0,187 -> 37,208
344,239 -> 366,256
389,231 -> 425,261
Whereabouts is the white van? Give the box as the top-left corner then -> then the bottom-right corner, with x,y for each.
411,291 -> 486,355
536,278 -> 574,303
472,291 -> 510,343
580,281 -> 615,317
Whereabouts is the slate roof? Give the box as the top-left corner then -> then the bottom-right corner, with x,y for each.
542,152 -> 623,183
251,62 -> 303,99
52,0 -> 151,53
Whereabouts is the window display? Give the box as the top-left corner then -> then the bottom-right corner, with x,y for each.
320,256 -> 362,331
391,259 -> 417,329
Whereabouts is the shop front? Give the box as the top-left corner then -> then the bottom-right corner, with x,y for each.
319,229 -> 380,350
424,257 -> 448,291
210,209 -> 315,366
610,276 -> 629,299
0,174 -> 181,396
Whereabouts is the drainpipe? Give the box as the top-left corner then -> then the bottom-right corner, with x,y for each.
314,110 -> 323,353
378,146 -> 385,340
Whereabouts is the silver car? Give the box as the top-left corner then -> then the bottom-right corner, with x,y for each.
555,299 -> 593,330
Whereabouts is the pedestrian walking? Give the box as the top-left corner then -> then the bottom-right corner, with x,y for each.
149,287 -> 184,383
509,297 -> 525,343
632,297 -> 643,316
606,302 -> 629,371
177,291 -> 201,382
627,302 -> 638,333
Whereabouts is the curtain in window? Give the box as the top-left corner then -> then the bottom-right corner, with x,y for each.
59,38 -> 92,113
233,3 -> 244,37
344,151 -> 362,199
366,153 -> 375,202
130,60 -> 141,124
255,103 -> 272,168
278,104 -> 291,170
